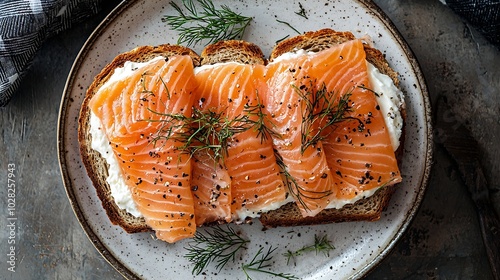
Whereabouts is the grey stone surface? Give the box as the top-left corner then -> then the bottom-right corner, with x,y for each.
1,0 -> 498,279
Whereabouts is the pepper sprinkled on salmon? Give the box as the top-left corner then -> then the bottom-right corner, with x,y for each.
89,56 -> 197,243
88,39 -> 402,242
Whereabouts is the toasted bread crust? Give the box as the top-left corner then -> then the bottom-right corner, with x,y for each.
79,30 -> 404,233
78,45 -> 200,233
201,40 -> 266,65
260,185 -> 397,228
270,29 -> 356,61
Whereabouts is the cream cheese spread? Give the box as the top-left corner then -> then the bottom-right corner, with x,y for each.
366,62 -> 404,151
90,112 -> 143,217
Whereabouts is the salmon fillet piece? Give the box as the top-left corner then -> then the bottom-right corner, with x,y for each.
194,63 -> 288,221
89,56 -> 197,243
306,39 -> 402,200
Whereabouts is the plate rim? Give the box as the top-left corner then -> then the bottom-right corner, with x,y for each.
57,0 -> 433,279
348,1 -> 433,278
57,1 -> 140,279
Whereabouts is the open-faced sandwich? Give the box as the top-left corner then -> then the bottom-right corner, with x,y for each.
78,29 -> 405,243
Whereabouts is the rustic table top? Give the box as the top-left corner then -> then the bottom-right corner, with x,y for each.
1,0 -> 499,279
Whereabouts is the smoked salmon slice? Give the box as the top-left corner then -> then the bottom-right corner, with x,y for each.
191,150 -> 232,226
263,55 -> 337,217
89,56 -> 197,243
194,63 -> 289,221
306,39 -> 402,200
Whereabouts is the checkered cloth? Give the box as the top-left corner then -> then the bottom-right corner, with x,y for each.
0,0 -> 104,107
442,0 -> 500,46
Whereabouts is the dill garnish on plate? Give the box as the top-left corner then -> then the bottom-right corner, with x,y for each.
242,246 -> 299,280
284,234 -> 335,266
183,225 -> 300,279
184,225 -> 249,275
162,0 -> 252,46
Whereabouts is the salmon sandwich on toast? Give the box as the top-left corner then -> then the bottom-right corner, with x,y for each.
78,29 -> 405,243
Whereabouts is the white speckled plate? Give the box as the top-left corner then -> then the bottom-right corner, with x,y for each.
58,0 -> 432,279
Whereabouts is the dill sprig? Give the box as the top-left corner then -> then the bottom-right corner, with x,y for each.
140,71 -> 172,100
284,234 -> 335,265
147,107 -> 252,163
183,108 -> 243,161
358,84 -> 381,97
293,83 -> 353,154
276,19 -> 301,35
143,109 -> 190,148
181,108 -> 251,162
184,225 -> 250,275
275,34 -> 290,44
162,0 -> 253,46
295,2 -> 308,19
146,101 -> 277,166
243,92 -> 278,143
242,246 -> 299,280
274,149 -> 332,212
158,76 -> 171,99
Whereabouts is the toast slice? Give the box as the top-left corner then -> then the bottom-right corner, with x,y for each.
260,29 -> 404,228
78,45 -> 201,233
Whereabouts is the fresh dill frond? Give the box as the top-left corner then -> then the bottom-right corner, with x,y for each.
146,106 -> 253,164
275,34 -> 290,44
184,225 -> 250,275
295,2 -> 308,19
274,149 -> 332,212
183,108 -> 228,160
357,84 -> 380,97
284,234 -> 335,266
157,76 -> 171,99
276,19 -> 301,35
181,107 -> 252,163
242,246 -> 299,280
243,92 -> 278,143
162,0 -> 253,46
293,83 -> 353,154
143,108 -> 191,149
